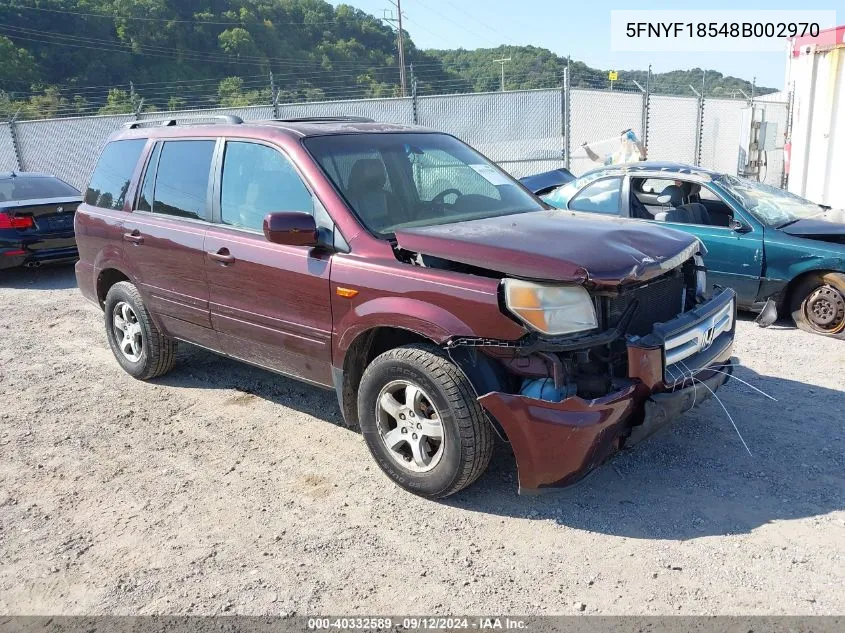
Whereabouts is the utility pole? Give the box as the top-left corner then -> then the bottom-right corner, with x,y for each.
493,57 -> 511,92
385,1 -> 407,96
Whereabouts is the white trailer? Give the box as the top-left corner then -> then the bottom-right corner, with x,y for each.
785,25 -> 845,210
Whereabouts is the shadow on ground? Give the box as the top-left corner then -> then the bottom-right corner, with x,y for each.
0,263 -> 78,290
154,343 -> 345,427
448,365 -> 845,539
154,343 -> 844,540
736,310 -> 797,332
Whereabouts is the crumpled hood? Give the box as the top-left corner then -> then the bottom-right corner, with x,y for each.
394,210 -> 701,287
780,215 -> 845,242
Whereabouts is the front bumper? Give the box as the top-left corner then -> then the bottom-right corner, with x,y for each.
478,289 -> 736,493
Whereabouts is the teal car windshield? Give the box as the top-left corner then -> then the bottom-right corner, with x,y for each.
719,175 -> 824,227
542,176 -> 596,208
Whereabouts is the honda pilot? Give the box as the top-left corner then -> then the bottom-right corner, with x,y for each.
75,115 -> 736,498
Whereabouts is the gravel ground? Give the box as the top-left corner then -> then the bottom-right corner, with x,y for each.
1,264 -> 843,616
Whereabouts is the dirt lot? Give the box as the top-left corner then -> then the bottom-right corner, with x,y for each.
0,264 -> 843,616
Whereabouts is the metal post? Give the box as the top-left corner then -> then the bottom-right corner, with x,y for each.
410,63 -> 418,125
8,110 -> 24,172
697,96 -> 705,166
644,65 -> 651,150
396,0 -> 406,97
270,71 -> 280,119
562,66 -> 571,170
782,83 -> 794,189
493,57 -> 511,92
634,75 -> 650,153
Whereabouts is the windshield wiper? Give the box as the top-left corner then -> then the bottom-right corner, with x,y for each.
776,219 -> 801,229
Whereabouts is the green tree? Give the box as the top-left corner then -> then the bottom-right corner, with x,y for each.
0,36 -> 39,87
98,89 -> 135,115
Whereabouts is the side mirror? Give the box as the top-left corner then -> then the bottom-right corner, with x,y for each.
656,193 -> 672,205
729,218 -> 751,233
263,211 -> 318,247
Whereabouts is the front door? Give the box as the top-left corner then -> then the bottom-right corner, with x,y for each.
203,140 -> 334,387
123,138 -> 218,345
632,177 -> 763,307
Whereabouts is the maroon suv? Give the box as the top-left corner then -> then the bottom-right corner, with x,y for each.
75,115 -> 736,498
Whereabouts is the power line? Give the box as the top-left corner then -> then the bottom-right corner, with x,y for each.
0,2 -> 347,26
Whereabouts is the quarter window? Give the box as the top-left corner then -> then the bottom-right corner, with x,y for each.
84,139 -> 146,210
221,141 -> 313,231
137,143 -> 161,213
151,140 -> 216,220
568,177 -> 622,215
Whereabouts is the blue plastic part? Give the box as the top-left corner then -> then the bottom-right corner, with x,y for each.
520,378 -> 564,403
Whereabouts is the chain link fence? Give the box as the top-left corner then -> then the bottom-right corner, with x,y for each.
0,87 -> 787,192
0,123 -> 17,173
569,89 -> 643,175
418,89 -> 563,178
647,95 -> 701,165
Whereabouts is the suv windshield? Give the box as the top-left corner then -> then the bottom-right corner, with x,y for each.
719,175 -> 823,227
304,133 -> 543,236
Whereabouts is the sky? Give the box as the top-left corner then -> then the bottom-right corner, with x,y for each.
330,0 -> 840,89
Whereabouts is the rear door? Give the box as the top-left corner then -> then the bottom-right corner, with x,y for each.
122,138 -> 218,344
203,139 -> 334,387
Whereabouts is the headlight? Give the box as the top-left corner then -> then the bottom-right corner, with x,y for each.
503,279 -> 598,336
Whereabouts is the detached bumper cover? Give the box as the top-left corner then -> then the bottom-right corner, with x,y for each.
478,290 -> 736,493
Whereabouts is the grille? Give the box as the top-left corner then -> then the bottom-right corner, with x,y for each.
606,270 -> 686,336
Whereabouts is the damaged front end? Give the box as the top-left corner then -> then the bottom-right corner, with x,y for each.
446,257 -> 737,493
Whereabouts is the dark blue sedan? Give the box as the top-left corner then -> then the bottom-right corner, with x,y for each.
0,172 -> 82,270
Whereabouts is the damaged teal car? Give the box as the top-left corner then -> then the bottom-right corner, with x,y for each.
525,162 -> 845,339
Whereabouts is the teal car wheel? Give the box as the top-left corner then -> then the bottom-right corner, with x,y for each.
790,272 -> 845,340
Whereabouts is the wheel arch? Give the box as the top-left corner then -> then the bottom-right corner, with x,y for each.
782,267 -> 844,312
333,325 -> 510,440
96,267 -> 131,307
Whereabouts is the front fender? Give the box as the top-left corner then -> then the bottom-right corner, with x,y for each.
336,296 -> 474,361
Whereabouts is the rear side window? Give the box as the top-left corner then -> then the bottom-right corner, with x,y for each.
151,140 -> 216,220
85,139 -> 146,210
569,177 -> 622,215
220,141 -> 313,231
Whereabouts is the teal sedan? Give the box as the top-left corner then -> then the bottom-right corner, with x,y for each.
525,162 -> 845,339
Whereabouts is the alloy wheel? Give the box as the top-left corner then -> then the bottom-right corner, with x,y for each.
112,301 -> 144,362
375,380 -> 445,473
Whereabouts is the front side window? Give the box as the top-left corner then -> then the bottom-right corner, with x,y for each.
568,177 -> 622,214
151,140 -> 216,220
85,139 -> 146,210
220,142 -> 313,231
304,133 -> 543,236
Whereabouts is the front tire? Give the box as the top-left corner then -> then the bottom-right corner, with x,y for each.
357,344 -> 494,499
104,281 -> 177,379
790,272 -> 845,340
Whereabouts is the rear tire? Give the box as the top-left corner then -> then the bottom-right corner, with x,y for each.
357,343 -> 493,499
790,272 -> 845,340
104,281 -> 177,379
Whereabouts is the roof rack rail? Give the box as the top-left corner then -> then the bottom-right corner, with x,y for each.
123,114 -> 244,129
274,116 -> 376,123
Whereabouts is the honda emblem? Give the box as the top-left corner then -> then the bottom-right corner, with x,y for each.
700,326 -> 716,351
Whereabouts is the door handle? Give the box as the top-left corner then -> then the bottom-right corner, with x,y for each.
122,230 -> 144,245
207,248 -> 235,265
